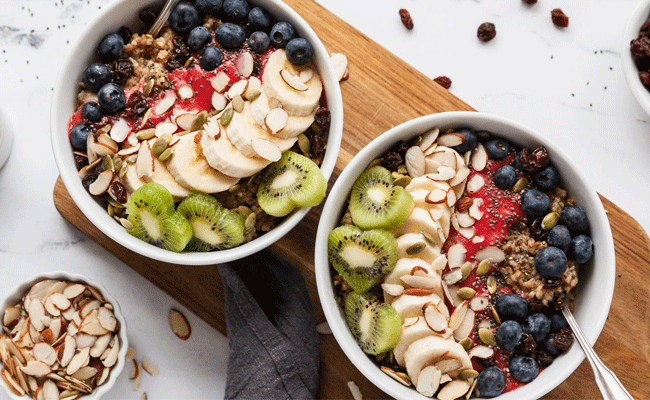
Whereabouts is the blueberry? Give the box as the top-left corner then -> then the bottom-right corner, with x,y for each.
82,63 -> 112,93
560,205 -> 590,235
248,7 -> 271,31
248,31 -> 270,54
494,165 -> 517,189
484,138 -> 511,160
521,188 -> 551,220
495,320 -> 522,351
509,356 -> 539,383
550,314 -> 568,331
97,83 -> 126,113
169,1 -> 201,35
523,313 -> 551,343
70,124 -> 92,151
543,333 -> 562,357
476,366 -> 506,398
200,46 -> 223,71
450,127 -> 478,154
535,165 -> 560,191
572,235 -> 594,264
81,101 -> 102,122
495,293 -> 528,321
270,21 -> 296,48
97,33 -> 124,62
285,38 -> 313,65
194,0 -> 223,15
534,246 -> 568,279
514,151 -> 524,171
214,22 -> 246,49
548,225 -> 572,254
187,26 -> 212,52
222,0 -> 250,21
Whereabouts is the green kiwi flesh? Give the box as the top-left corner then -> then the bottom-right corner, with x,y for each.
345,292 -> 402,355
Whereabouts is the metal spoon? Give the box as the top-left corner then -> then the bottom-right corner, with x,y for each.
147,0 -> 181,37
561,304 -> 633,400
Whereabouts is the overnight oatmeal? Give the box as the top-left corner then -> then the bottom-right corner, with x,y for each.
328,128 -> 594,398
67,0 -> 330,252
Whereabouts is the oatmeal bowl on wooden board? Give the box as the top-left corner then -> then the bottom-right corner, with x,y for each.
314,112 -> 615,399
50,0 -> 343,265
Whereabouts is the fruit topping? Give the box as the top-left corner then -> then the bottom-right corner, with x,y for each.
508,356 -> 539,383
559,205 -> 590,235
249,31 -> 271,54
195,0 -> 223,15
169,1 -> 201,35
248,7 -> 271,31
449,128 -> 478,154
187,26 -> 212,52
493,165 -> 517,189
270,21 -> 296,49
70,124 -> 93,151
345,292 -> 402,355
520,188 -> 551,220
223,0 -> 250,22
547,225 -> 571,253
484,138 -> 511,160
522,313 -> 551,343
215,22 -> 246,49
476,366 -> 505,398
97,83 -> 126,114
82,63 -> 113,93
534,165 -> 559,191
495,293 -> 529,321
534,246 -> 568,278
97,32 -> 124,63
572,234 -> 594,264
495,320 -> 522,351
286,38 -> 314,66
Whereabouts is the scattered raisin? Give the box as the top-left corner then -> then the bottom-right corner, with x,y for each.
390,140 -> 410,158
310,133 -> 325,161
528,298 -> 546,313
518,146 -> 549,173
528,217 -> 549,242
474,356 -> 495,369
314,107 -> 331,132
433,76 -> 452,89
112,58 -> 134,86
117,26 -> 133,44
552,292 -> 565,311
81,168 -> 101,192
399,9 -> 414,30
517,333 -> 537,356
522,0 -> 537,4
74,154 -> 88,171
166,36 -> 191,70
536,350 -> 554,367
477,22 -> 496,42
125,91 -> 149,118
382,152 -> 402,171
139,8 -> 158,29
109,181 -> 128,204
640,71 -> 650,86
554,327 -> 573,351
551,8 -> 569,28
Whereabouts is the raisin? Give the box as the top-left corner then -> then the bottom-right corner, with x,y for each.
399,9 -> 414,30
166,36 -> 191,70
390,140 -> 410,158
477,22 -> 496,42
528,298 -> 546,313
519,146 -> 549,173
117,26 -> 133,44
112,58 -> 134,86
310,133 -> 325,161
74,154 -> 88,171
641,18 -> 650,36
551,8 -> 569,28
433,76 -> 452,89
517,333 -> 537,356
382,152 -> 402,171
522,0 -> 537,4
81,169 -> 101,192
109,181 -> 128,204
552,292 -> 565,311
554,327 -> 573,351
528,218 -> 549,242
125,91 -> 148,118
640,71 -> 650,86
139,8 -> 158,29
474,356 -> 495,369
314,107 -> 331,132
536,349 -> 554,367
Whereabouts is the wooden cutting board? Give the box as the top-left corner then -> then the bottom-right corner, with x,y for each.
53,0 -> 650,398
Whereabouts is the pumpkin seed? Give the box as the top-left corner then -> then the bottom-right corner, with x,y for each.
491,305 -> 501,325
245,212 -> 257,233
140,108 -> 152,129
458,369 -> 479,380
113,157 -> 122,173
232,95 -> 244,113
107,197 -> 125,209
542,212 -> 559,230
191,111 -> 208,132
421,230 -> 437,245
158,147 -> 173,162
459,337 -> 472,351
220,108 -> 233,126
107,203 -> 115,218
406,242 -> 426,255
476,258 -> 493,276
309,121 -> 324,136
237,206 -> 252,219
368,158 -> 382,168
101,155 -> 114,172
126,154 -> 138,164
143,79 -> 154,97
512,177 -> 529,193
393,175 -> 411,187
478,328 -> 497,346
460,262 -> 472,281
120,218 -> 133,230
244,89 -> 261,101
486,275 -> 497,294
457,287 -> 476,300
229,184 -> 241,193
151,137 -> 169,157
298,134 -> 310,156
184,56 -> 194,69
397,165 -> 408,175
136,128 -> 156,140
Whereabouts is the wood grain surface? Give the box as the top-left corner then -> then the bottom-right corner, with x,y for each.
52,0 -> 650,398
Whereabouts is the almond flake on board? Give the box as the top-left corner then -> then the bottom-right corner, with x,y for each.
141,358 -> 159,377
168,309 -> 191,340
315,322 -> 332,335
347,380 -> 363,400
330,53 -> 348,82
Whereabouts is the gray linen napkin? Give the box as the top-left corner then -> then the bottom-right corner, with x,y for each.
218,249 -> 319,400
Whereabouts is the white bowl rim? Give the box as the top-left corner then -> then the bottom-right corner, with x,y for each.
50,0 -> 343,266
315,111 -> 616,400
0,270 -> 128,400
622,0 -> 650,116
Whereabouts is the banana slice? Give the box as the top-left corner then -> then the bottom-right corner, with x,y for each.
394,207 -> 441,239
391,294 -> 442,322
144,156 -> 192,199
226,102 -> 297,157
200,127 -> 271,178
250,91 -> 315,139
262,49 -> 322,117
165,131 -> 240,193
404,336 -> 472,386
122,163 -> 146,194
394,317 -> 437,367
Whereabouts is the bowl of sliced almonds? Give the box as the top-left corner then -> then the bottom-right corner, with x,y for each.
0,271 -> 127,399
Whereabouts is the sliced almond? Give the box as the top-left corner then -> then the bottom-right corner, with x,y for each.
264,108 -> 288,134
66,347 -> 90,375
33,343 -> 57,366
450,165 -> 470,187
427,165 -> 456,181
28,299 -> 46,332
467,174 -> 485,193
381,283 -> 405,297
168,309 -> 191,340
62,284 -> 86,300
1,368 -> 25,395
251,138 -> 282,162
21,360 -> 52,377
88,169 -> 114,196
419,128 -> 440,151
468,345 -> 494,359
456,213 -> 475,228
154,91 -> 176,115
443,268 -> 463,286
210,71 -> 230,93
315,322 -> 332,335
75,334 -> 97,349
4,306 -> 21,328
86,134 -> 98,164
400,274 -> 438,289
458,226 -> 475,240
110,118 -> 131,143
42,379 -> 59,400
136,141 -> 154,178
211,92 -> 228,112
235,52 -> 254,77
59,335 -> 76,367
448,300 -> 469,331
474,246 -> 506,263
437,379 -> 471,400
89,333 -> 111,358
141,358 -> 159,376
347,380 -> 362,400
71,366 -> 97,381
97,366 -> 110,386
425,189 -> 447,204
437,133 -> 464,147
97,307 -> 117,332
280,69 -> 309,91
471,143 -> 488,171
226,79 -> 249,100
49,293 -> 72,311
453,308 -> 475,341
174,112 -> 197,131
155,121 -> 178,138
422,302 -> 447,332
470,296 -> 489,312
101,341 -> 119,368
125,347 -> 137,361
177,84 -> 194,100
330,53 -> 348,82
405,146 -> 426,178
298,68 -> 314,83
117,144 -> 140,156
447,243 -> 467,270
129,358 -> 140,380
435,358 -> 463,374
381,366 -> 412,387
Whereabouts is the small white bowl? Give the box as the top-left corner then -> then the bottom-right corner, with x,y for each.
315,112 -> 616,400
0,108 -> 14,170
0,271 -> 128,400
50,0 -> 343,265
622,0 -> 650,115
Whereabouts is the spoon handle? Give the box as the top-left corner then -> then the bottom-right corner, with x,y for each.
148,0 -> 181,37
562,304 -> 633,400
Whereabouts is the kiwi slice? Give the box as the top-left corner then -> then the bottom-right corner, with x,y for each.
345,292 -> 402,355
126,183 -> 193,252
177,193 -> 245,251
349,165 -> 414,230
328,225 -> 398,293
257,150 -> 327,217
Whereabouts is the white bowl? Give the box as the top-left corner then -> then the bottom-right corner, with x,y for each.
622,0 -> 650,116
315,112 -> 616,400
0,108 -> 14,170
0,271 -> 128,400
50,0 -> 343,265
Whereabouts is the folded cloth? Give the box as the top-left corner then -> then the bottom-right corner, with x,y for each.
218,249 -> 320,400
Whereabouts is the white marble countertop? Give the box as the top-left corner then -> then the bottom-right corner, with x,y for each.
0,0 -> 648,399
